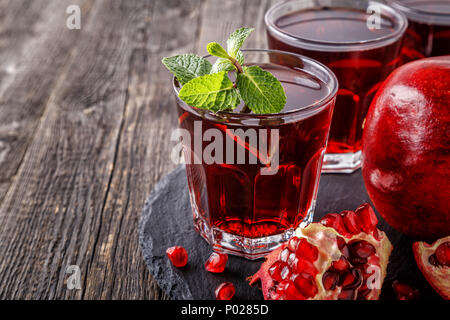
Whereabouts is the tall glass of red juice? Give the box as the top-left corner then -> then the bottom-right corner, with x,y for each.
265,0 -> 407,173
387,0 -> 450,63
174,50 -> 337,259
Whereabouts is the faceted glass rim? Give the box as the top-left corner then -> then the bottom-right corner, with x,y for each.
265,0 -> 408,52
173,49 -> 338,126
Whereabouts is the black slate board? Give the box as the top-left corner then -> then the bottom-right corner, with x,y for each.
139,165 -> 441,300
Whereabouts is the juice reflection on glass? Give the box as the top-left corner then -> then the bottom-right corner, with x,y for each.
174,50 -> 337,259
265,0 -> 407,173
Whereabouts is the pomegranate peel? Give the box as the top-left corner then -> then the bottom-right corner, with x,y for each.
249,204 -> 393,300
413,235 -> 450,300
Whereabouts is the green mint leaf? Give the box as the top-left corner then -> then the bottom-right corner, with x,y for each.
211,58 -> 236,73
179,71 -> 240,112
236,66 -> 286,114
227,27 -> 254,58
206,42 -> 230,59
162,54 -> 212,85
235,50 -> 244,64
210,52 -> 243,74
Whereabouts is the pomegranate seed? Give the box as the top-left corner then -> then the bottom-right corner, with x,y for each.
279,248 -> 290,262
435,242 -> 450,267
166,246 -> 188,268
338,289 -> 356,300
204,252 -> 228,273
322,271 -> 339,291
294,258 -> 318,276
280,265 -> 290,280
340,268 -> 362,289
268,287 -> 281,300
287,253 -> 296,266
336,236 -> 346,250
293,273 -> 318,298
340,244 -> 351,258
287,237 -> 299,251
268,261 -> 286,283
350,240 -> 376,258
296,238 -> 319,261
330,256 -> 351,273
215,282 -> 235,300
392,281 -> 419,300
342,210 -> 361,235
357,284 -> 371,299
276,281 -> 288,295
355,203 -> 378,233
320,213 -> 349,237
284,281 -> 306,300
350,256 -> 368,266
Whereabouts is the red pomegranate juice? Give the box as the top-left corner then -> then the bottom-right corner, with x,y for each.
175,62 -> 335,258
266,3 -> 406,172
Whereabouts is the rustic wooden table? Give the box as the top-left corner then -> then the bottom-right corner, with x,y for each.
0,0 -> 278,299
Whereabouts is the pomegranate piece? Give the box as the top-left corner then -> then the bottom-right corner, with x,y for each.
392,281 -> 419,300
204,252 -> 228,273
413,236 -> 450,300
215,282 -> 235,300
166,246 -> 188,268
249,203 -> 393,300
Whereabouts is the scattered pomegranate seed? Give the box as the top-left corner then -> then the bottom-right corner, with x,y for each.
215,282 -> 235,300
204,252 -> 228,273
392,281 -> 419,300
435,242 -> 450,267
166,246 -> 188,268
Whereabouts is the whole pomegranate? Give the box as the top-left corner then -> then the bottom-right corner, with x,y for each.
362,56 -> 450,240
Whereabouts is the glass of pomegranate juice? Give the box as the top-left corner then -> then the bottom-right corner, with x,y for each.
387,0 -> 450,63
265,0 -> 407,173
174,50 -> 337,259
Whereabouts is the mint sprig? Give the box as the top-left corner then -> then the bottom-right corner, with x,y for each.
162,27 -> 286,114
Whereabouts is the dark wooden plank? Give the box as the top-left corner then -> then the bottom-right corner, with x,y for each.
81,0 -> 207,300
0,0 -> 209,300
0,0 -> 93,202
0,0 -> 147,299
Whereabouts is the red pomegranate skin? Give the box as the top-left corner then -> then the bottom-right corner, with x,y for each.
362,56 -> 450,240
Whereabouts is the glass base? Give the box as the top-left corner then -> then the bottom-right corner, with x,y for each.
322,150 -> 361,173
192,201 -> 316,260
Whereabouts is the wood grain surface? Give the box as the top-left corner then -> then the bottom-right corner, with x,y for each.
0,0 -> 281,300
